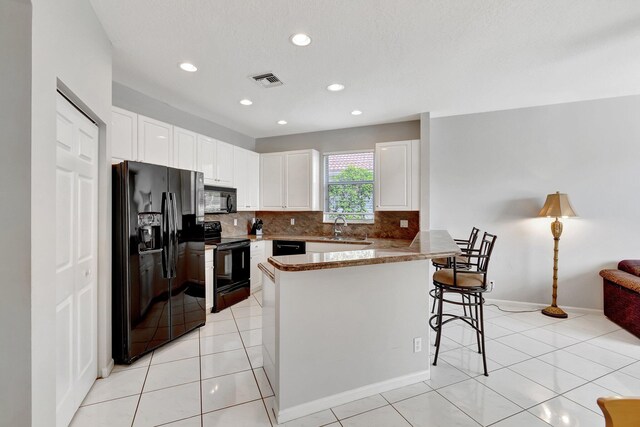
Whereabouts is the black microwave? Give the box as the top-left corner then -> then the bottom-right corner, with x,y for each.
204,186 -> 237,213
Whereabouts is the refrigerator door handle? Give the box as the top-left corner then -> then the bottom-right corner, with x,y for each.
161,192 -> 170,279
171,192 -> 179,277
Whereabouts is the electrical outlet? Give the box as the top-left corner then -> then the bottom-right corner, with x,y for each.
489,280 -> 496,290
233,218 -> 238,226
413,337 -> 422,353
290,218 -> 295,226
400,220 -> 408,228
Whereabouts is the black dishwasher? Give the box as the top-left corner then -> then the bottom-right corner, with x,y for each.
272,240 -> 306,256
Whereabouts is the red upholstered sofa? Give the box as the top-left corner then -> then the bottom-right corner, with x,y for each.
600,260 -> 640,339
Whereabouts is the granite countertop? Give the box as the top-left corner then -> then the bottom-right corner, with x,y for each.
259,230 -> 461,272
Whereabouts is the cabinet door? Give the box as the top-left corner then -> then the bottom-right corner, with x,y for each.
246,151 -> 260,210
216,141 -> 234,187
285,152 -> 312,209
197,134 -> 216,185
233,147 -> 248,210
173,126 -> 197,171
111,107 -> 137,164
260,153 -> 285,210
375,140 -> 412,210
250,241 -> 265,293
138,115 -> 172,167
205,249 -> 214,310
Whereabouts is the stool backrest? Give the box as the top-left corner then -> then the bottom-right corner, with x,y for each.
466,227 -> 480,251
476,232 -> 497,274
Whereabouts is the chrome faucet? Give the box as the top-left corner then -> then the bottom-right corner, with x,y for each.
333,215 -> 348,238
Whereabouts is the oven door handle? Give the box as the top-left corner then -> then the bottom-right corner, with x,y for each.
217,242 -> 250,251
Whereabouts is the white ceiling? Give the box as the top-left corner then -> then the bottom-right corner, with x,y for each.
91,0 -> 640,138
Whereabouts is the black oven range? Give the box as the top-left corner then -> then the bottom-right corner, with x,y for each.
205,221 -> 251,313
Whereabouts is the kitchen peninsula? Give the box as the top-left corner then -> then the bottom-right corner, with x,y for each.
258,230 -> 460,423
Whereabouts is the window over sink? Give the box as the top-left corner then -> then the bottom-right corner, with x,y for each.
323,151 -> 374,223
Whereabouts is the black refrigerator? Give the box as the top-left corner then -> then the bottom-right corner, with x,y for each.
112,161 -> 206,364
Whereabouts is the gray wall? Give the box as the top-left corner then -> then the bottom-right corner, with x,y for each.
430,94 -> 640,309
0,0 -> 32,424
113,82 -> 255,150
255,120 -> 420,154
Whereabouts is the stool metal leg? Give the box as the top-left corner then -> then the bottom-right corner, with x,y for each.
478,294 -> 488,376
432,286 -> 444,366
474,294 -> 481,354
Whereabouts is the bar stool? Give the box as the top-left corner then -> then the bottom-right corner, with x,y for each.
430,227 -> 480,314
430,232 -> 497,376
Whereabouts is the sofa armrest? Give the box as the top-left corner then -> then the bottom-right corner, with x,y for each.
600,269 -> 640,293
618,260 -> 640,277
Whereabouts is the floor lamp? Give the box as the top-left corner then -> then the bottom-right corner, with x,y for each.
538,191 -> 578,318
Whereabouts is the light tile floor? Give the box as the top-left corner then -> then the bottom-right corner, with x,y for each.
71,293 -> 639,426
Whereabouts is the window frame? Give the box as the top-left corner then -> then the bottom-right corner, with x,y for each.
322,149 -> 375,224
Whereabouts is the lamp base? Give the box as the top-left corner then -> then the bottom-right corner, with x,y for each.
541,305 -> 568,319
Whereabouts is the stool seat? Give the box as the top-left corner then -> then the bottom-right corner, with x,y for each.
433,268 -> 484,288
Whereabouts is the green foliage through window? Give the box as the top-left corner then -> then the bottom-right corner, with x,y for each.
324,153 -> 374,222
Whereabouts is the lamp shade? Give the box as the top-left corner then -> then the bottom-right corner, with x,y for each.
538,191 -> 578,218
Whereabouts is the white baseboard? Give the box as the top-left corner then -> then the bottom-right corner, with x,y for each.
485,298 -> 603,315
100,358 -> 114,378
275,370 -> 430,424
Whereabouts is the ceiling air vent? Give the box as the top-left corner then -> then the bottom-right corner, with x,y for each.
251,72 -> 283,88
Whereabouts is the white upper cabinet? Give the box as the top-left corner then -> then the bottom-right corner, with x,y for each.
111,107 -> 138,164
138,115 -> 173,167
260,149 -> 320,211
260,153 -> 285,210
246,151 -> 260,210
285,151 -> 318,210
374,140 -> 419,211
172,126 -> 197,171
198,135 -> 234,187
216,140 -> 234,187
197,134 -> 216,183
234,147 -> 260,211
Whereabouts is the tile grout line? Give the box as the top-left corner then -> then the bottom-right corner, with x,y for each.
231,295 -> 274,426
130,349 -> 154,427
379,389 -> 419,426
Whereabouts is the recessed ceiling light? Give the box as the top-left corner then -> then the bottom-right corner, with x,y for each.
239,99 -> 253,106
327,83 -> 345,92
290,33 -> 311,46
351,110 -> 363,116
179,62 -> 198,72
277,120 -> 287,125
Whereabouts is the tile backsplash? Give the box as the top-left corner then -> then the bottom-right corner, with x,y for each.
204,211 -> 420,239
254,211 -> 420,240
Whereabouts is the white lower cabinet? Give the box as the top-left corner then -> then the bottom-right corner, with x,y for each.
205,248 -> 214,311
250,241 -> 266,293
